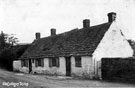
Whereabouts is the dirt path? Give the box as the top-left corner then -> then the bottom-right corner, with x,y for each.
0,69 -> 134,88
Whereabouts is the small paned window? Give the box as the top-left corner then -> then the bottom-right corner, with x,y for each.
35,59 -> 44,67
75,56 -> 82,67
21,60 -> 28,67
52,58 -> 56,66
49,57 -> 59,67
37,59 -> 42,66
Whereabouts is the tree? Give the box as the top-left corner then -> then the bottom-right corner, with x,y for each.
128,39 -> 135,55
0,31 -> 19,50
7,34 -> 19,47
0,31 -> 20,71
0,31 -> 8,49
128,39 -> 135,48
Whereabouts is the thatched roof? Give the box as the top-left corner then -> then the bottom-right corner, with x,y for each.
20,22 -> 111,59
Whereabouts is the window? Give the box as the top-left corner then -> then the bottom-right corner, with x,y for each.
75,56 -> 82,67
35,59 -> 44,67
49,57 -> 59,67
32,59 -> 34,63
37,59 -> 42,66
52,58 -> 56,66
21,60 -> 28,67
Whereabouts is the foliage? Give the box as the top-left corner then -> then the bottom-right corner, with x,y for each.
0,44 -> 30,71
7,34 -> 19,46
128,39 -> 135,49
0,31 -> 19,50
102,58 -> 135,83
0,31 -> 8,49
0,48 -> 15,70
128,39 -> 135,55
0,31 -> 29,71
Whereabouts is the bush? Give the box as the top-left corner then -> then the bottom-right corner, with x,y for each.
102,58 -> 135,83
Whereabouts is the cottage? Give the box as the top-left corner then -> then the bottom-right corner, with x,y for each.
17,12 -> 133,79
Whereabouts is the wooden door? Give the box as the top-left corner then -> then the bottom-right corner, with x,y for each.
65,57 -> 71,76
29,59 -> 32,73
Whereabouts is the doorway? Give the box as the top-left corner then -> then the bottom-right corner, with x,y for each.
65,56 -> 71,76
29,59 -> 32,73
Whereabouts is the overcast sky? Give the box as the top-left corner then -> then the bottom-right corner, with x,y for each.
0,0 -> 135,43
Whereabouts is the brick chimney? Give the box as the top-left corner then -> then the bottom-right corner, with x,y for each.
107,12 -> 116,23
83,19 -> 90,28
51,28 -> 56,36
35,32 -> 40,39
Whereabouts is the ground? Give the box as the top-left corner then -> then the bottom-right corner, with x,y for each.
0,69 -> 134,88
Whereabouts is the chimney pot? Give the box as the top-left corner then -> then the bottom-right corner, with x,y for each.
35,32 -> 40,39
51,28 -> 56,36
107,12 -> 116,23
83,19 -> 90,28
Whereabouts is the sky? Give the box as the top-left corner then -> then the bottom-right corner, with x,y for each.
0,0 -> 135,43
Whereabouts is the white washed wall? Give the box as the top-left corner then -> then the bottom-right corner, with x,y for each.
71,56 -> 94,78
93,22 -> 133,79
32,57 -> 66,76
18,60 -> 29,73
19,67 -> 29,73
13,60 -> 21,72
93,22 -> 133,61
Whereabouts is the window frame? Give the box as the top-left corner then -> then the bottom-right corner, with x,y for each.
21,60 -> 28,67
37,59 -> 42,67
35,59 -> 44,67
52,58 -> 57,66
49,57 -> 59,67
75,56 -> 82,67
